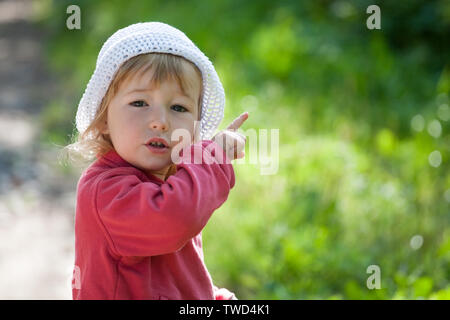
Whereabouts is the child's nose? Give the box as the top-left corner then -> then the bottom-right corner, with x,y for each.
148,108 -> 169,131
149,119 -> 168,131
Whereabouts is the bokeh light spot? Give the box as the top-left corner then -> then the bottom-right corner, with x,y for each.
411,115 -> 425,132
410,235 -> 424,250
427,119 -> 442,138
428,150 -> 442,167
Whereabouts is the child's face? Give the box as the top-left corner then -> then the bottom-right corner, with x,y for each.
103,66 -> 201,180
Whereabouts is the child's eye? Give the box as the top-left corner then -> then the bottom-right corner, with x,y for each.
130,100 -> 148,107
171,104 -> 188,112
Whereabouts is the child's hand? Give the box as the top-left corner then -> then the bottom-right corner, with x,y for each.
212,112 -> 248,160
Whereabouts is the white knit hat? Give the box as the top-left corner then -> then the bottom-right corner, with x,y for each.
75,22 -> 225,140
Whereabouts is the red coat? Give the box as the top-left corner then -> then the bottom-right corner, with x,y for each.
72,140 -> 236,300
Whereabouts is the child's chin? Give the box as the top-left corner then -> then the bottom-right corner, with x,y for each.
141,160 -> 171,172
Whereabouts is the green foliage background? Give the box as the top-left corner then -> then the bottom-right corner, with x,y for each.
36,0 -> 449,299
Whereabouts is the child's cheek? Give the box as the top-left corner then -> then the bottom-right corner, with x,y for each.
193,121 -> 202,143
170,135 -> 187,153
193,130 -> 201,143
172,126 -> 197,147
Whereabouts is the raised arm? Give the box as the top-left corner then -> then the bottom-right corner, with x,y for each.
95,140 -> 235,257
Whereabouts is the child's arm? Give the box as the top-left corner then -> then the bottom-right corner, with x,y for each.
94,140 -> 234,257
213,285 -> 238,300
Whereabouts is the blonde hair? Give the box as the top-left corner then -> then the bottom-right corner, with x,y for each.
60,53 -> 203,169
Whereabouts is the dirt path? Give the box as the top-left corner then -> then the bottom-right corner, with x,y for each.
0,0 -> 77,299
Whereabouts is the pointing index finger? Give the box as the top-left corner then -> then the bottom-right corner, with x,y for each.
227,112 -> 249,131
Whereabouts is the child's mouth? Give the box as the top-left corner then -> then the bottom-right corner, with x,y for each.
145,137 -> 170,154
148,142 -> 167,148
146,143 -> 170,154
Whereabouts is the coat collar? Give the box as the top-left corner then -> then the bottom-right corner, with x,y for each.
99,149 -> 130,167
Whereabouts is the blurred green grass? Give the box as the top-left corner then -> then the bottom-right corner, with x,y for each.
37,0 -> 449,299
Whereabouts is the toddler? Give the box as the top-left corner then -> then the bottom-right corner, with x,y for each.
68,22 -> 247,300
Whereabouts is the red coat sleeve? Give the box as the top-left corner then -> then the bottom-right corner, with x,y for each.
94,140 -> 235,257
